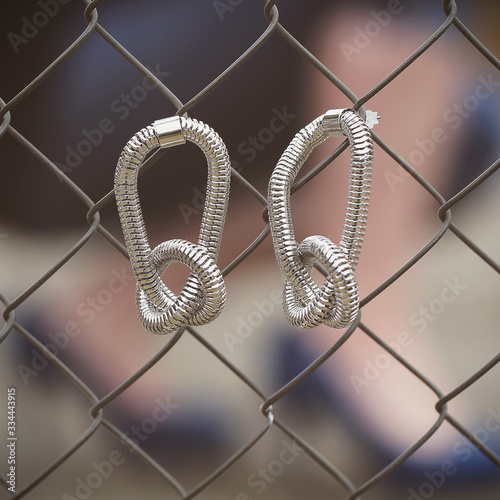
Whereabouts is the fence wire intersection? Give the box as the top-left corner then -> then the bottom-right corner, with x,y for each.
1,0 -> 500,499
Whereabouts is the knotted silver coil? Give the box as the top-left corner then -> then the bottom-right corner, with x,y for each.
114,116 -> 231,334
268,108 -> 373,330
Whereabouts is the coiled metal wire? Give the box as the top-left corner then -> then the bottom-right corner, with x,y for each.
114,116 -> 231,334
268,108 -> 373,330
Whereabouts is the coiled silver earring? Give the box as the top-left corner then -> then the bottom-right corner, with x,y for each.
115,116 -> 231,334
268,108 -> 374,330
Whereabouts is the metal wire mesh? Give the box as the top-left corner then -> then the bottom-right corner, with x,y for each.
1,0 -> 499,498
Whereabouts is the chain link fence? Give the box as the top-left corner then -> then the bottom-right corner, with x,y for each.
1,0 -> 499,498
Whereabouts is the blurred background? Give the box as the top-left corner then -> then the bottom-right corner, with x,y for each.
0,0 -> 499,498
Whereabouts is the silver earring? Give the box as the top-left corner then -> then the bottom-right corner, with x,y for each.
268,108 -> 374,330
115,116 -> 231,334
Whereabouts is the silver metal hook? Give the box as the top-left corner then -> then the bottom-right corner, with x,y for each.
114,116 -> 231,334
268,108 -> 374,330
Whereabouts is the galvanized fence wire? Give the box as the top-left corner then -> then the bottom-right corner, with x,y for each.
1,0 -> 500,498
